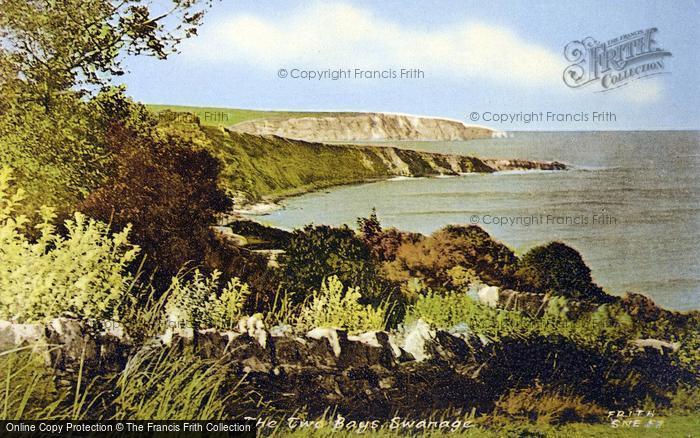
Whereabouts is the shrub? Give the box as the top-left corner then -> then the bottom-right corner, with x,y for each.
0,168 -> 139,322
278,224 -> 396,306
357,210 -> 422,262
405,288 -> 636,350
297,276 -> 388,333
383,225 -> 518,290
0,87 -> 156,221
165,270 -> 251,331
405,290 -> 482,329
516,242 -> 612,302
78,123 -> 231,283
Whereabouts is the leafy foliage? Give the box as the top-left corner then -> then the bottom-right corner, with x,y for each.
277,224 -> 397,307
384,225 -> 519,291
0,87 -> 156,220
297,276 -> 388,333
0,0 -> 214,101
78,123 -> 231,281
0,168 -> 139,322
405,290 -> 636,350
165,270 -> 250,331
516,242 -> 612,302
357,209 -> 422,262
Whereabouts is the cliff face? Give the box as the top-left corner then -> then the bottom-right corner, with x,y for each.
229,113 -> 492,142
198,127 -> 564,204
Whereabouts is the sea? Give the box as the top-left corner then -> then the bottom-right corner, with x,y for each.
250,131 -> 700,311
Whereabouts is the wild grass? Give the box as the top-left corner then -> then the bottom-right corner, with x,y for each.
0,345 -> 253,421
112,347 -> 238,420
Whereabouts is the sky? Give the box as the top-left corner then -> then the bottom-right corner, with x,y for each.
120,0 -> 700,130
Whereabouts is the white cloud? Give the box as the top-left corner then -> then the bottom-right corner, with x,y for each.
613,78 -> 663,103
183,3 -> 565,87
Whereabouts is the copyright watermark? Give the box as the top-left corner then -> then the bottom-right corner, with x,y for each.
564,27 -> 672,92
277,67 -> 425,80
468,111 -> 617,123
469,214 -> 618,227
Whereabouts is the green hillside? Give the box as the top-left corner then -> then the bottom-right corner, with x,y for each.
146,104 -> 354,127
159,118 -> 491,204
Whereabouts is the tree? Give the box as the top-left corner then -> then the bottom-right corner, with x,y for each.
357,209 -> 422,262
0,0 -> 215,216
516,242 -> 612,302
78,122 -> 231,283
0,86 -> 156,220
0,0 -> 215,108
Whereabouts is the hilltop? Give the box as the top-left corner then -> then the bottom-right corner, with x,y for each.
146,104 -> 492,141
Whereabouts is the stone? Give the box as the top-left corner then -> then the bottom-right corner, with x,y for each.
630,338 -> 681,354
477,286 -> 499,308
399,319 -> 435,362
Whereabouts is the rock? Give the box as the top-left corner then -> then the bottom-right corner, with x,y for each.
229,113 -> 492,142
399,319 -> 436,362
210,226 -> 248,246
237,314 -> 267,348
477,286 -> 499,308
0,321 -> 45,351
307,327 -> 344,357
269,324 -> 293,337
0,317 -> 691,420
46,318 -> 132,383
630,338 -> 681,354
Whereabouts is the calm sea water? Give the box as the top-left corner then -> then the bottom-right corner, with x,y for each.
252,131 -> 700,311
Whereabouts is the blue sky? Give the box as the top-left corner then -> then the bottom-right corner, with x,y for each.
120,0 -> 700,130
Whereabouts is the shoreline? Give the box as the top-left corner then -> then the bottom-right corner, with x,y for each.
232,162 -> 567,217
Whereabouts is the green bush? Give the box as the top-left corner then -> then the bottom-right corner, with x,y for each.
516,242 -> 612,302
278,224 -> 397,307
165,270 -> 251,331
0,87 -> 156,221
0,167 -> 139,322
405,289 -> 636,350
297,276 -> 388,334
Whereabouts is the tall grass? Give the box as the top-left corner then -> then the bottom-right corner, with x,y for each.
405,290 -> 637,350
112,347 -> 240,420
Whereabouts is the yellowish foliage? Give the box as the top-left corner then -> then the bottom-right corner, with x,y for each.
0,167 -> 139,322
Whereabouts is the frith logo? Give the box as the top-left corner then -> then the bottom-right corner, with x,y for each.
563,28 -> 672,92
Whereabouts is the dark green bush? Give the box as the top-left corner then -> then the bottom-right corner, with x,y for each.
276,224 -> 401,314
516,242 -> 612,302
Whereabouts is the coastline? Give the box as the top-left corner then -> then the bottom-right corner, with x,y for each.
232,160 -> 567,217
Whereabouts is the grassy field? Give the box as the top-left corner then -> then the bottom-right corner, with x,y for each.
146,104 -> 354,127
